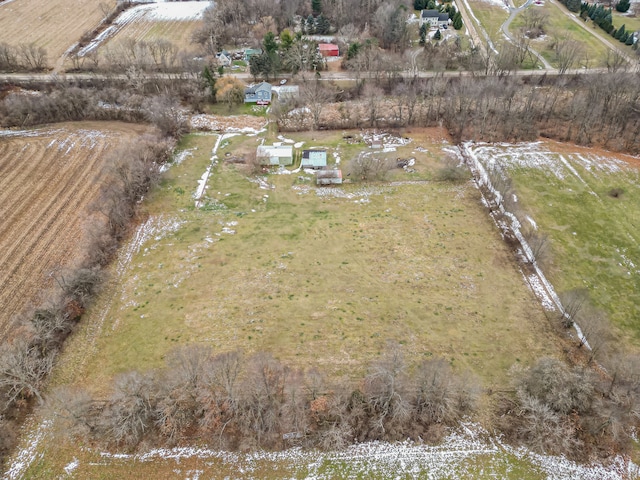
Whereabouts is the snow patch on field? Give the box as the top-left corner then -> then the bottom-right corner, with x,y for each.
90,423 -> 636,479
79,1 -> 210,55
5,420 -> 52,480
460,142 -> 594,348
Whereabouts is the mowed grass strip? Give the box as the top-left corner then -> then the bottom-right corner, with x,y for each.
53,130 -> 559,398
467,0 -> 510,44
470,141 -> 640,346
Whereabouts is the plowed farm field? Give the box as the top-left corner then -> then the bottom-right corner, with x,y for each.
0,0 -> 113,66
0,122 -> 146,341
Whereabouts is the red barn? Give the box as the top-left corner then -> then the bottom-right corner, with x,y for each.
318,43 -> 339,57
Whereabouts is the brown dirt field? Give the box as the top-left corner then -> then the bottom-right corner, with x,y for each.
0,0 -> 114,67
0,121 -> 147,341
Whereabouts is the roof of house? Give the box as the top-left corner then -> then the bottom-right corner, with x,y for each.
302,149 -> 327,159
318,43 -> 339,50
421,9 -> 440,18
257,144 -> 293,158
245,82 -> 271,94
421,10 -> 449,20
244,48 -> 263,54
317,169 -> 342,179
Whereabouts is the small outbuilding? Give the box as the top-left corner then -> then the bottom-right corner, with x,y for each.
317,169 -> 343,185
318,43 -> 340,57
243,48 -> 263,62
245,81 -> 272,104
301,149 -> 328,169
257,144 -> 293,166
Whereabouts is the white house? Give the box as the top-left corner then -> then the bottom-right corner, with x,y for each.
420,9 -> 449,28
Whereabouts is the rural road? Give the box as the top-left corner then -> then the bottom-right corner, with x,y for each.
548,0 -> 637,66
501,0 -> 555,70
0,67 -> 618,87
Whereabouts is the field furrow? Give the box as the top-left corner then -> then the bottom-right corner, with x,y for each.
0,123 -> 145,341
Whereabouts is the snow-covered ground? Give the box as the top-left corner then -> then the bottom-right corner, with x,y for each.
90,423 -> 638,478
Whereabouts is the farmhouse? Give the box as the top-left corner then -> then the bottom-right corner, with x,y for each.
301,149 -> 328,169
317,169 -> 343,185
420,10 -> 449,28
216,51 -> 231,67
318,43 -> 340,57
244,82 -> 272,104
256,144 -> 294,166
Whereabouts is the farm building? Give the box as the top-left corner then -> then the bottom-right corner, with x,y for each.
245,82 -> 272,104
318,43 -> 340,57
257,144 -> 294,166
317,169 -> 342,185
301,149 -> 328,169
243,48 -> 263,62
420,10 -> 449,28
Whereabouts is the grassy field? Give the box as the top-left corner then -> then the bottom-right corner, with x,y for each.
10,130 -> 632,479
467,0 -> 510,44
467,141 -> 640,347
511,1 -> 613,68
49,128 -> 561,397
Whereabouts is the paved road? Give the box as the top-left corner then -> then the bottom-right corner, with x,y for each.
0,67 -> 617,87
548,0 -> 637,67
501,0 -> 555,70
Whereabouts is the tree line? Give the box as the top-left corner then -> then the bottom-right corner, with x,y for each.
49,343 -> 478,451
0,83 -> 186,468
275,73 -> 640,154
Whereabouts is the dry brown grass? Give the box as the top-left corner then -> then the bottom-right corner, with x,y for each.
0,0 -> 115,67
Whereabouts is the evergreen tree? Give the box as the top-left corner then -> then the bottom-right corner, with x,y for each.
612,28 -> 618,38
427,0 -> 436,9
315,14 -> 330,34
453,12 -> 463,29
616,0 -> 630,13
312,0 -> 322,15
615,24 -> 626,40
625,33 -> 634,45
434,28 -> 442,40
280,30 -> 294,51
566,0 -> 581,13
621,32 -> 629,43
306,15 -> 315,34
347,42 -> 361,59
202,66 -> 217,102
419,23 -> 427,45
414,0 -> 428,9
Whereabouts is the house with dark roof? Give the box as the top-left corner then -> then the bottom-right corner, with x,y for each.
420,9 -> 449,28
244,82 -> 272,104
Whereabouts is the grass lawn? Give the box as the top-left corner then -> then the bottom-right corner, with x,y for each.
467,0 -> 510,44
14,130 -> 615,480
49,128 -> 562,398
467,141 -> 640,347
511,1 -> 612,68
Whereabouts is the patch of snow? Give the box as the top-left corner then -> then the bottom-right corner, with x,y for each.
526,215 -> 537,230
64,458 -> 79,474
94,422 -> 636,479
460,142 -> 592,349
5,420 -> 52,480
294,142 -> 305,149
